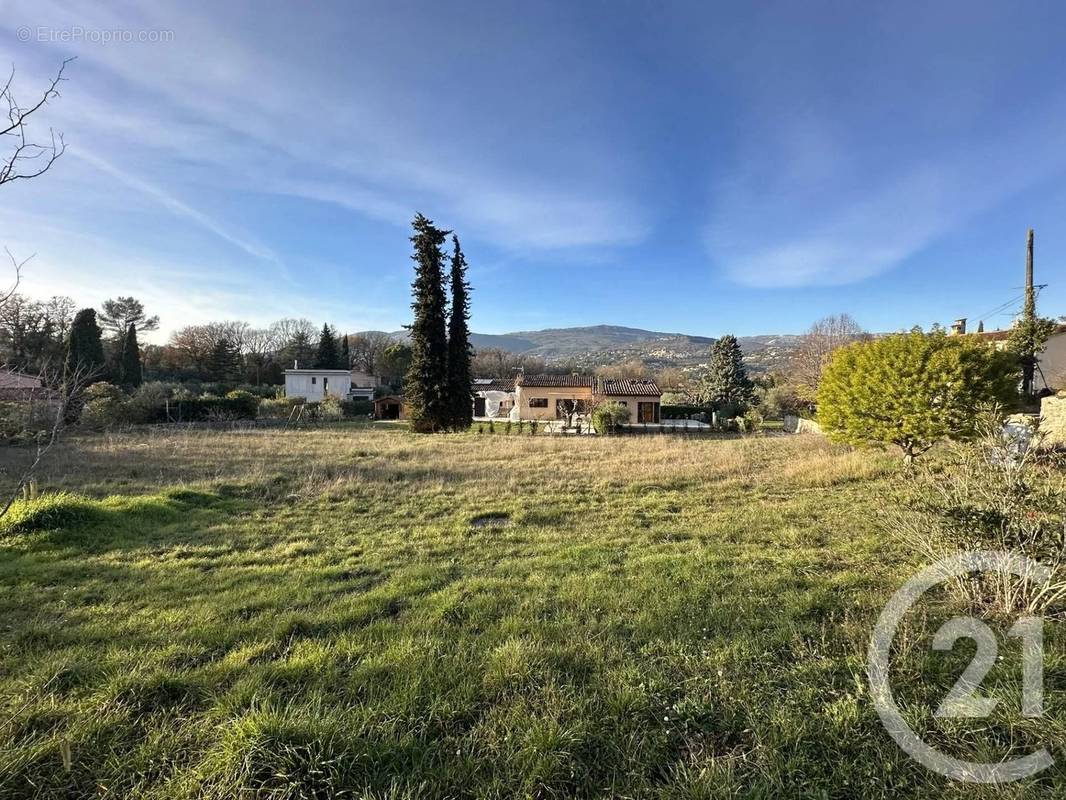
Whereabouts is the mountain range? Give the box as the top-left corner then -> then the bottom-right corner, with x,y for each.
373,324 -> 802,372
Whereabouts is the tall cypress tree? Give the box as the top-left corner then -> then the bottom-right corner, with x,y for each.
66,308 -> 107,379
446,235 -> 473,431
404,213 -> 450,432
340,332 -> 351,370
119,323 -> 142,388
699,334 -> 755,413
315,323 -> 341,369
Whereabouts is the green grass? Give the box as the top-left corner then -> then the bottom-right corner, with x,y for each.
0,425 -> 1061,798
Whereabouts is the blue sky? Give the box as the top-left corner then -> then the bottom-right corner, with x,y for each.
3,1 -> 1065,341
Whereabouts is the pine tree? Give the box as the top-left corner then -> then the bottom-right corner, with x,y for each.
315,323 -> 341,369
699,334 -> 755,413
404,213 -> 451,432
445,235 -> 473,431
207,337 -> 242,383
98,296 -> 159,340
285,330 -> 314,369
119,323 -> 142,388
340,332 -> 351,370
66,308 -> 107,379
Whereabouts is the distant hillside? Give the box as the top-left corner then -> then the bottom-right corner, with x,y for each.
366,324 -> 802,372
382,330 -> 539,353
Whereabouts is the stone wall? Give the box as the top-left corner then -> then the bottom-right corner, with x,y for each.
1040,392 -> 1066,448
783,415 -> 823,435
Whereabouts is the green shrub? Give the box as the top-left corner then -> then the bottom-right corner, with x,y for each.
161,395 -> 259,422
592,402 -> 630,434
818,330 -> 1019,461
739,408 -> 764,433
761,384 -> 815,419
317,396 -> 344,421
80,382 -> 132,429
340,398 -> 373,417
0,399 -> 58,443
660,404 -> 711,419
126,382 -> 176,423
259,396 -> 304,419
234,383 -> 281,399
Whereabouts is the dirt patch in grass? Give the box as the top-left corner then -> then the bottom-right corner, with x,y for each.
470,513 -> 511,529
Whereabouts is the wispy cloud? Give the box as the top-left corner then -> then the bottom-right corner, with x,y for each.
6,0 -> 649,253
71,147 -> 283,265
707,103 -> 1066,288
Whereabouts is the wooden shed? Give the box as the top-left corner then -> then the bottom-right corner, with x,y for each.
373,395 -> 406,420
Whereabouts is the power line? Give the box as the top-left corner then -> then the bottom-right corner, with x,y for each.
969,292 -> 1025,328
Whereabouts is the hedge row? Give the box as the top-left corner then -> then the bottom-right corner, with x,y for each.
151,396 -> 373,423
137,394 -> 261,422
660,404 -> 712,419
342,399 -> 373,417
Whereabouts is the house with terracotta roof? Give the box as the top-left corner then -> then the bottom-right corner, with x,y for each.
0,368 -> 45,401
513,374 -> 661,423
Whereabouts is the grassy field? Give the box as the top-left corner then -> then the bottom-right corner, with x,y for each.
0,424 -> 1061,798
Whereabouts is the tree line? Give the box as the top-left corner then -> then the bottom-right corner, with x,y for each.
0,293 -> 420,391
157,320 -> 410,388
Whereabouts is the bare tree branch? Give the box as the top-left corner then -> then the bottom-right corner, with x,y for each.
0,57 -> 74,188
0,247 -> 30,308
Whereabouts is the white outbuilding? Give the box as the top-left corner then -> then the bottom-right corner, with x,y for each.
283,369 -> 352,401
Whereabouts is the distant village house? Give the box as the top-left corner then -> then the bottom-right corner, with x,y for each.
512,374 -> 661,422
283,366 -> 379,402
0,368 -> 44,400
378,374 -> 662,425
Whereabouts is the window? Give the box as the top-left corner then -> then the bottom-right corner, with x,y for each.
311,376 -> 317,385
529,397 -> 548,408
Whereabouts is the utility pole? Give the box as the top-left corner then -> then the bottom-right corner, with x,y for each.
1021,228 -> 1036,398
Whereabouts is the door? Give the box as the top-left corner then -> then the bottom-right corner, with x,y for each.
638,402 -> 659,423
474,396 -> 486,417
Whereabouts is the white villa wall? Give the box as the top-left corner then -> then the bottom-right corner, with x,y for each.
1040,333 -> 1066,391
284,371 -> 351,401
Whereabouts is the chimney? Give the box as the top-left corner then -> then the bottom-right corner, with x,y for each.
950,318 -> 967,336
